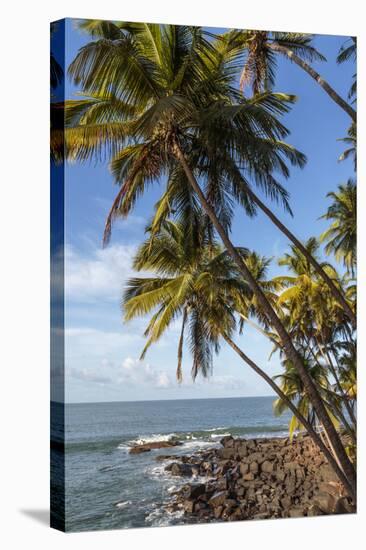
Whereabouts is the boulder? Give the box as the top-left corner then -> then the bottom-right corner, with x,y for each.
170,463 -> 194,476
288,507 -> 305,518
214,505 -> 224,519
183,500 -> 194,513
261,460 -> 273,474
208,491 -> 228,508
180,483 -> 206,500
237,445 -> 248,458
220,436 -> 235,448
313,491 -> 336,514
129,440 -> 181,454
218,448 -> 237,460
239,462 -> 249,476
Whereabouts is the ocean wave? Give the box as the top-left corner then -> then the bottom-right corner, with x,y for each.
66,424 -> 289,455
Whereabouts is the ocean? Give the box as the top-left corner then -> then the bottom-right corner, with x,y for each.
54,396 -> 291,532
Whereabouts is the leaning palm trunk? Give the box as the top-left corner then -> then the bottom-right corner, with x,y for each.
222,333 -> 354,497
267,43 -> 356,122
173,141 -> 357,499
317,420 -> 344,475
305,338 -> 356,441
242,184 -> 356,325
315,336 -> 357,428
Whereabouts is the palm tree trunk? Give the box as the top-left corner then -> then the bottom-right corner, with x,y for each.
267,43 -> 356,122
172,141 -> 356,498
315,335 -> 357,428
304,337 -> 356,441
317,420 -> 344,474
222,333 -> 354,497
241,183 -> 356,326
323,345 -> 357,427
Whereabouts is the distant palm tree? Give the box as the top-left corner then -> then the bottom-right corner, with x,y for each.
338,122 -> 356,172
239,31 -> 356,121
53,22 -> 356,493
122,220 -> 352,493
275,238 -> 357,431
320,180 -> 356,276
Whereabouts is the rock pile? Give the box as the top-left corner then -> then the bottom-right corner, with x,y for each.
129,440 -> 182,454
162,434 -> 355,522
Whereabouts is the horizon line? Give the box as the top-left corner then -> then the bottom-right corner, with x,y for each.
51,394 -> 277,406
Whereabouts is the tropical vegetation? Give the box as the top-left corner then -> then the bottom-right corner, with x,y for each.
51,21 -> 357,501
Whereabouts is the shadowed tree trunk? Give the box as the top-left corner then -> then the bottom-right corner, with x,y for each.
222,333 -> 354,497
267,42 -> 356,122
172,140 -> 357,499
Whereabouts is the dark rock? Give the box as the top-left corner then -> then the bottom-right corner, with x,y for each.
170,463 -> 194,476
220,436 -> 235,448
129,440 -> 182,454
180,483 -> 206,500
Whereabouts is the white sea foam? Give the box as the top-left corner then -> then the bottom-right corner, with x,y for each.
210,432 -> 231,440
145,507 -> 185,527
115,500 -> 131,509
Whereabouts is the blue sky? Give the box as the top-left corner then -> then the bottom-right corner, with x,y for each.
58,20 -> 355,402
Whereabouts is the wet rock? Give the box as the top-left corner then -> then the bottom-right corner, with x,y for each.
170,462 -> 194,476
129,440 -> 182,454
180,483 -> 206,500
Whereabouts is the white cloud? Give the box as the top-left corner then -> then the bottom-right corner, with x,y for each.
65,243 -> 137,303
69,367 -> 113,385
118,357 -> 174,389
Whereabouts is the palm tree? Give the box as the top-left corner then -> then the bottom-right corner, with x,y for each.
122,220 -> 353,494
320,180 -> 356,276
338,122 -> 356,171
54,22 -> 355,324
239,31 -> 356,121
54,22 -> 356,493
275,238 -> 356,426
273,359 -> 331,439
337,37 -> 356,103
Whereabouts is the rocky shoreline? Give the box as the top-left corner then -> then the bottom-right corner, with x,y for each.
153,434 -> 355,522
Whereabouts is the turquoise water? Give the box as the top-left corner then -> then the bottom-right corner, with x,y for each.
55,396 -> 291,532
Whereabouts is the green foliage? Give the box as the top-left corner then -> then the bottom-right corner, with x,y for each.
320,180 -> 357,276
